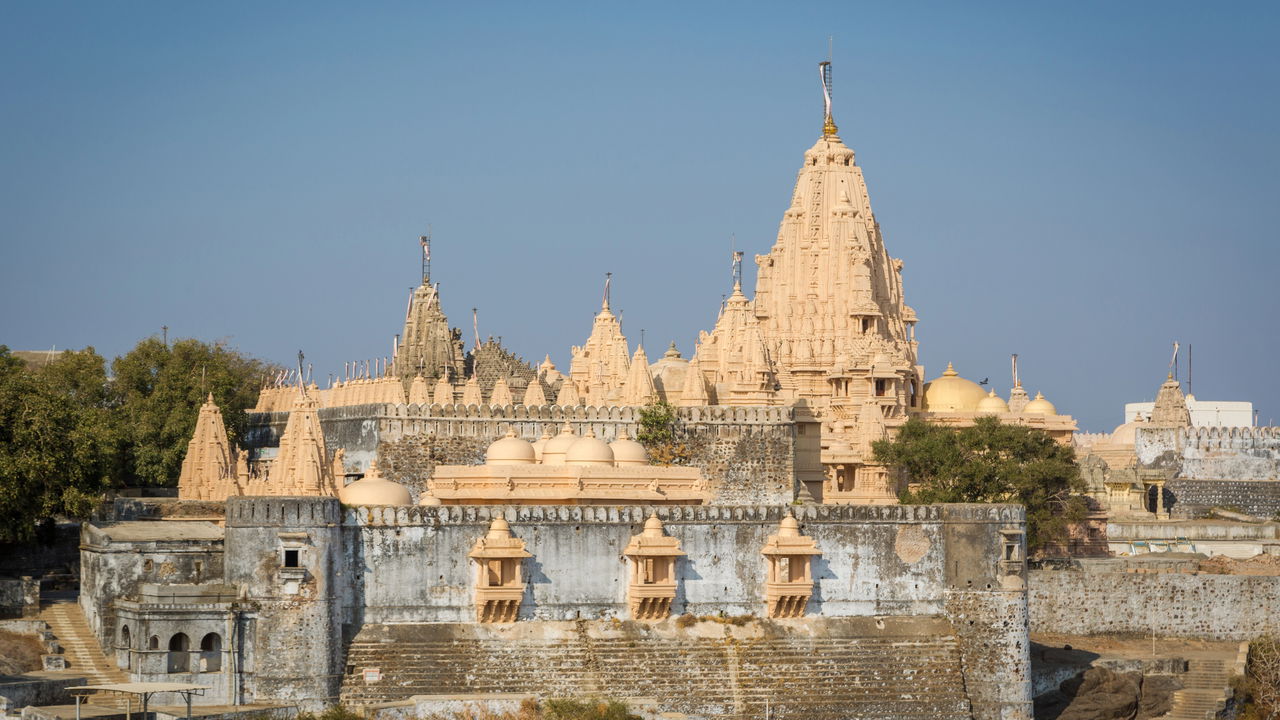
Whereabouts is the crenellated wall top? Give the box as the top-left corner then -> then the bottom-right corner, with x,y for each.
249,403 -> 795,426
345,502 -> 1022,528
1181,425 -> 1280,445
226,496 -> 342,528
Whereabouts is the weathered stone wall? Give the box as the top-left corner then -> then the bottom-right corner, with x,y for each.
1028,563 -> 1280,640
0,576 -> 39,619
342,502 -> 1028,720
1178,426 -> 1280,481
340,617 -> 974,720
224,498 -> 347,709
79,524 -> 224,653
246,404 -> 798,504
1166,478 -> 1280,518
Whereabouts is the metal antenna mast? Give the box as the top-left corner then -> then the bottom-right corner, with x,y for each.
419,226 -> 432,285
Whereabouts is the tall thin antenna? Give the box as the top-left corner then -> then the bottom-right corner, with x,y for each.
419,227 -> 432,285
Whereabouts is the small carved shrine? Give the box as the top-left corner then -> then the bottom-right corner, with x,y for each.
623,514 -> 685,620
468,517 -> 532,622
761,514 -> 821,618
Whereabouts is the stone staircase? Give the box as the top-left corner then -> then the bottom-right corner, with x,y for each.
1163,657 -> 1233,720
39,601 -> 127,686
339,622 -> 972,719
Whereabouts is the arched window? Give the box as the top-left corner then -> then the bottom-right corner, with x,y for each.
199,633 -> 222,672
120,625 -> 131,648
148,636 -> 159,650
167,633 -> 190,673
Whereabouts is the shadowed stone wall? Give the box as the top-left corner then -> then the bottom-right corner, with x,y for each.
246,404 -> 798,504
1029,561 -> 1280,640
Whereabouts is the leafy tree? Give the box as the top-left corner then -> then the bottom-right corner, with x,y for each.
635,400 -> 692,466
113,337 -> 279,486
872,416 -> 1085,554
0,346 -> 119,543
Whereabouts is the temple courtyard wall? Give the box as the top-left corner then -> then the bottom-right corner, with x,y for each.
1028,560 -> 1280,640
244,403 -> 800,504
76,499 -> 1031,720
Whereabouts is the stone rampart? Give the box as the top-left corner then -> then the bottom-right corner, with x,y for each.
1179,426 -> 1280,481
340,502 -> 1029,720
246,404 -> 798,504
339,617 -> 973,720
1028,563 -> 1280,640
1166,478 -> 1280,518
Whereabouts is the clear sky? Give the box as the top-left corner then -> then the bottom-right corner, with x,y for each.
2,2 -> 1277,432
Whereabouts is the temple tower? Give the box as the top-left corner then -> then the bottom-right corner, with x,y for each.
694,62 -> 924,502
568,285 -> 632,404
395,272 -> 466,388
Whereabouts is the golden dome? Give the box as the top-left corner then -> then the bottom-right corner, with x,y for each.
566,429 -> 615,466
485,428 -> 536,465
541,422 -> 577,465
338,462 -> 412,506
609,428 -> 648,466
1024,391 -> 1058,416
976,389 -> 1010,415
922,363 -> 987,413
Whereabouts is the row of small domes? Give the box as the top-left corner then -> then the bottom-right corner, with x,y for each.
923,363 -> 1058,416
486,424 -> 648,466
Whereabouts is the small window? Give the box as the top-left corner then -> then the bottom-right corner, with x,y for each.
121,625 -> 131,648
167,633 -> 190,673
194,561 -> 203,576
875,379 -> 888,397
283,549 -> 300,568
148,636 -> 159,650
200,633 -> 222,672
143,559 -> 153,573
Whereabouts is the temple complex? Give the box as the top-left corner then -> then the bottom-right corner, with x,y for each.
63,63 -> 1051,720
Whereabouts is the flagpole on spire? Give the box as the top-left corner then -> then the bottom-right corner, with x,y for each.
602,272 -> 613,310
820,59 -> 838,138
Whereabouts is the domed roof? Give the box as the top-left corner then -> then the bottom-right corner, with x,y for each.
541,422 -> 577,465
649,342 -> 690,399
976,389 -> 1010,415
609,428 -> 648,466
922,363 -> 987,413
338,462 -> 412,506
1024,391 -> 1058,416
1110,412 -> 1146,445
485,428 -> 536,465
418,492 -> 442,506
530,428 -> 552,462
566,429 -> 615,466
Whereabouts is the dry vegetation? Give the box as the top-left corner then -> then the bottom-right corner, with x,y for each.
0,629 -> 45,676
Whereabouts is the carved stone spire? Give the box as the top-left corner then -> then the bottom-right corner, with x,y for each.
568,292 -> 631,404
265,394 -> 337,497
620,346 -> 657,406
177,393 -> 234,501
395,281 -> 465,387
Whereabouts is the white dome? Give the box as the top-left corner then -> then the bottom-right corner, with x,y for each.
566,429 -> 615,466
541,423 -> 577,465
609,428 -> 648,466
486,429 -> 536,465
338,463 -> 412,506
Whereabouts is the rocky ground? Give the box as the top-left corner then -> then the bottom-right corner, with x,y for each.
1031,634 -> 1239,720
0,629 -> 44,676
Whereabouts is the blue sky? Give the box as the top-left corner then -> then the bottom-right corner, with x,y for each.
2,2 -> 1277,431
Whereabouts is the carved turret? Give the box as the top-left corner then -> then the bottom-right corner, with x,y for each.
620,346 -> 657,406
396,281 -> 465,387
624,514 -> 684,621
1151,374 -> 1192,427
568,288 -> 631,405
761,514 -> 821,618
258,394 -> 337,497
469,517 -> 532,623
177,394 -> 235,501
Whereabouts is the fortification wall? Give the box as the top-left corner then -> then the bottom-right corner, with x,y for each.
1179,426 -> 1280,481
341,502 -> 1029,720
1028,563 -> 1280,640
340,617 -> 974,720
1167,478 -> 1280,518
246,404 -> 798,504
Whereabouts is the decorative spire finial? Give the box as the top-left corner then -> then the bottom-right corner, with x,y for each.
820,61 -> 838,137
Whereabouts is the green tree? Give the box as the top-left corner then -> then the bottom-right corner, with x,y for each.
872,416 -> 1085,554
113,337 -> 279,486
635,400 -> 691,466
0,347 -> 119,543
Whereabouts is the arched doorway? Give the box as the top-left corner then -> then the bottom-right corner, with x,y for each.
167,633 -> 190,673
